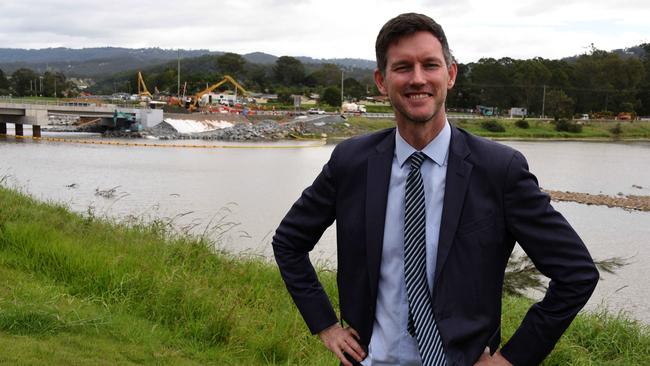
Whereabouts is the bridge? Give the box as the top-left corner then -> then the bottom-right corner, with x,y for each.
0,99 -> 163,137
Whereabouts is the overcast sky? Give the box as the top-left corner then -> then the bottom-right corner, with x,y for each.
1,0 -> 649,64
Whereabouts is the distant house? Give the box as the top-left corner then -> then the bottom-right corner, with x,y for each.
251,93 -> 277,104
68,78 -> 93,90
366,95 -> 390,104
510,107 -> 527,118
299,95 -> 316,105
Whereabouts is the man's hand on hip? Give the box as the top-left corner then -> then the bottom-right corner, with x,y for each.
318,324 -> 366,366
474,348 -> 513,366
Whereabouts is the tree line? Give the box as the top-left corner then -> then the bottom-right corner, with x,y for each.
2,44 -> 650,115
0,68 -> 74,98
87,52 -> 373,107
449,44 -> 650,117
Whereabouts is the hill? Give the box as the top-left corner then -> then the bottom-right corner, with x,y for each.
0,47 -> 376,78
562,44 -> 649,62
0,47 -> 217,77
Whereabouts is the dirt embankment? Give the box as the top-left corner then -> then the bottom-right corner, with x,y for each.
544,189 -> 650,212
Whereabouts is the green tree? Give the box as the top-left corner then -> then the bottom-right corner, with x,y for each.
321,86 -> 341,106
467,57 -> 517,109
359,75 -> 378,97
0,68 -> 9,94
274,56 -> 305,86
42,71 -> 69,98
636,43 -> 650,115
343,77 -> 365,100
11,68 -> 38,97
446,63 -> 476,109
152,68 -> 178,94
244,63 -> 271,92
513,58 -> 551,114
275,87 -> 293,104
545,90 -> 575,120
544,59 -> 572,90
309,63 -> 341,87
216,52 -> 246,78
569,49 -> 647,114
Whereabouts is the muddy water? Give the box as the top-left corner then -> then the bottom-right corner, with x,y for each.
1,133 -> 649,323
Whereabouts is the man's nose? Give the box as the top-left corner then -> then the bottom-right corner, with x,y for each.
410,65 -> 426,86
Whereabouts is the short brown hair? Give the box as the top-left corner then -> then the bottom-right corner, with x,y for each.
375,13 -> 453,74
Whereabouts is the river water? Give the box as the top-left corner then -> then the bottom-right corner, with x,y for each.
1,130 -> 649,323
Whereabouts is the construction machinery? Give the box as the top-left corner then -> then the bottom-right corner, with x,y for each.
617,112 -> 633,121
476,105 -> 497,116
167,81 -> 188,108
187,75 -> 248,112
137,71 -> 153,100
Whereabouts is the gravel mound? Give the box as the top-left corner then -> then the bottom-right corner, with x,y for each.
144,115 -> 350,141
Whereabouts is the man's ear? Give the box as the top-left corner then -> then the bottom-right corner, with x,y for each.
374,68 -> 388,95
447,63 -> 458,89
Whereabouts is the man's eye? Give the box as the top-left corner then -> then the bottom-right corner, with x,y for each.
425,63 -> 440,69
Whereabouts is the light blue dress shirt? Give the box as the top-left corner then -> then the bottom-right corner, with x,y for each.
362,121 -> 451,366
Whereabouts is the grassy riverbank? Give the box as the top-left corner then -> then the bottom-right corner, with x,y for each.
335,117 -> 650,140
1,186 -> 649,365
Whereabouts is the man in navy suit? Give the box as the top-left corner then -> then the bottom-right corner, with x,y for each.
272,13 -> 598,366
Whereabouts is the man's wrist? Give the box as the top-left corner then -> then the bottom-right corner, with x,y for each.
319,323 -> 340,335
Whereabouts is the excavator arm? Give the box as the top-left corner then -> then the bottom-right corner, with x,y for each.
188,75 -> 248,111
137,72 -> 153,99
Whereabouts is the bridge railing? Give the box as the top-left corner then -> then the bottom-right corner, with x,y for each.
0,96 -> 143,109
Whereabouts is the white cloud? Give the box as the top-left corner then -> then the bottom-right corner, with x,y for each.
0,0 -> 648,62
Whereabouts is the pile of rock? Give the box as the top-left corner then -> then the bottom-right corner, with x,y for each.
195,120 -> 291,140
146,121 -> 180,139
144,115 -> 350,141
545,189 -> 650,212
48,114 -> 79,125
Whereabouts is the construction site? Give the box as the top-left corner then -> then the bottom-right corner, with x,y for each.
0,70 -> 373,141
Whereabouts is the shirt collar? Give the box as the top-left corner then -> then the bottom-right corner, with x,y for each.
395,120 -> 451,168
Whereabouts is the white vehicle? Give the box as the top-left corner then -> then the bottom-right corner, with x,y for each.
342,102 -> 367,113
308,108 -> 325,115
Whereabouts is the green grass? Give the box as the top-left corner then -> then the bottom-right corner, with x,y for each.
453,119 -> 650,139
363,104 -> 394,113
502,296 -> 650,365
0,186 -> 334,365
331,117 -> 650,140
0,186 -> 648,365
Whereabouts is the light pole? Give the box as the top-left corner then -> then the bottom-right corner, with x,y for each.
341,70 -> 344,110
541,84 -> 546,119
177,49 -> 181,96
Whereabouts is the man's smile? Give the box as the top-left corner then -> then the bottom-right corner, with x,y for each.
405,92 -> 432,100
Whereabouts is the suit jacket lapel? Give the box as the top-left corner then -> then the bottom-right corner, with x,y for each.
365,129 -> 395,303
435,126 -> 473,288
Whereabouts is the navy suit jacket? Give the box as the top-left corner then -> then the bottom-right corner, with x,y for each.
272,126 -> 598,366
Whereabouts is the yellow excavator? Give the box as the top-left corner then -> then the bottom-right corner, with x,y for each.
187,75 -> 248,112
137,71 -> 153,100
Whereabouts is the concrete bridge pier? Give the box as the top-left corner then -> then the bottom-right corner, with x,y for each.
15,123 -> 23,136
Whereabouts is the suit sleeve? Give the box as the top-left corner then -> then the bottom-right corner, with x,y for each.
499,151 -> 599,366
272,153 -> 339,335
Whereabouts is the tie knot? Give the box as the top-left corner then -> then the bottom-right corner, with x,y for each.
409,151 -> 427,170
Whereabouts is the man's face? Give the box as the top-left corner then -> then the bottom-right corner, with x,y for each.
374,31 -> 457,126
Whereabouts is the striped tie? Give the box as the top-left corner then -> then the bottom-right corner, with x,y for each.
404,151 -> 446,366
